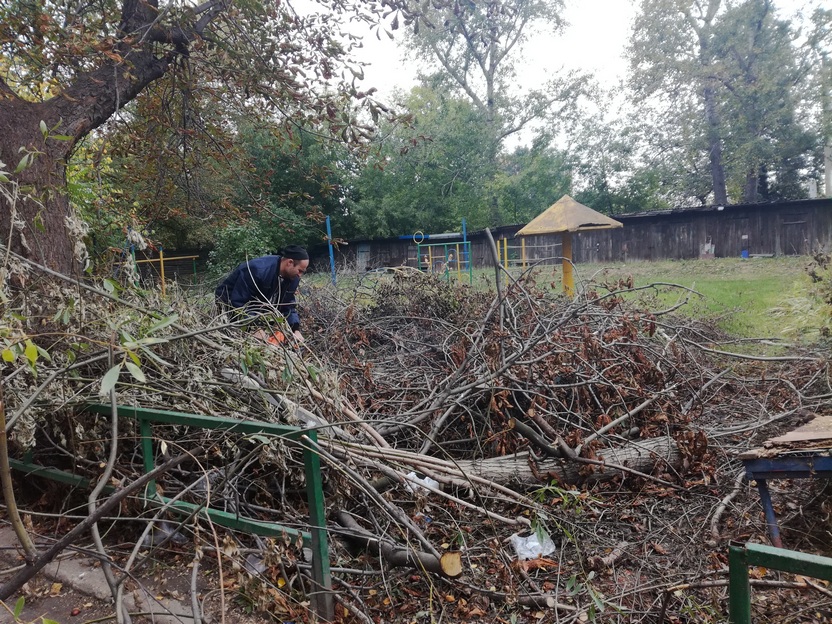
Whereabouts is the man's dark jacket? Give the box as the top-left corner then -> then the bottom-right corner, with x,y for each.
215,255 -> 300,330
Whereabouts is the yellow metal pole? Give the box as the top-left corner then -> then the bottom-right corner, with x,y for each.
562,232 -> 574,298
428,246 -> 433,272
159,248 -> 166,297
521,238 -> 526,269
502,239 -> 507,266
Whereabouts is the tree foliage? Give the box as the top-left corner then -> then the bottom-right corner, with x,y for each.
493,141 -> 572,223
354,83 -> 497,236
0,0 -> 404,274
209,124 -> 358,272
398,0 -> 586,224
628,0 -> 818,206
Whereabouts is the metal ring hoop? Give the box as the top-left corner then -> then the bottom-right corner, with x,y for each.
413,230 -> 425,244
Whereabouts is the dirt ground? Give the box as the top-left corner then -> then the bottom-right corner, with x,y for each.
0,530 -> 271,624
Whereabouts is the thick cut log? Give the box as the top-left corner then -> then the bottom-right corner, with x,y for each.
454,436 -> 681,486
334,511 -> 463,578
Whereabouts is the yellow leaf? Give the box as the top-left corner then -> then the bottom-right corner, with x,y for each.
1,348 -> 14,362
277,578 -> 286,588
50,582 -> 62,595
24,340 -> 37,364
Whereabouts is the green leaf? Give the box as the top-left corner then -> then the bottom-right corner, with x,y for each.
13,595 -> 24,617
24,340 -> 38,365
137,345 -> 170,367
39,119 -> 48,137
137,337 -> 168,346
102,279 -> 116,293
14,153 -> 30,173
43,619 -> 61,624
0,173 -> 9,183
1,348 -> 14,362
35,345 -> 52,362
99,363 -> 122,396
146,314 -> 179,334
127,350 -> 141,366
125,361 -> 146,383
50,134 -> 73,141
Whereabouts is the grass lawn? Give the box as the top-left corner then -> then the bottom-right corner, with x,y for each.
568,256 -> 828,341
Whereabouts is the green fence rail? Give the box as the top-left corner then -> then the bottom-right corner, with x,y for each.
729,541 -> 832,623
12,403 -> 333,620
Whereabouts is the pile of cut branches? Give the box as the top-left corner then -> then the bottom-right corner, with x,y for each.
1,256 -> 830,623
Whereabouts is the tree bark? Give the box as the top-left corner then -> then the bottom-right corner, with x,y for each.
454,436 -> 680,486
334,510 -> 463,578
0,0 -> 181,275
703,85 -> 728,206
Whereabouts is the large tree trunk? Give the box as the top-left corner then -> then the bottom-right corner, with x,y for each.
743,167 -> 759,204
455,436 -> 681,486
0,95 -> 77,274
703,85 -> 728,206
0,0 -> 178,275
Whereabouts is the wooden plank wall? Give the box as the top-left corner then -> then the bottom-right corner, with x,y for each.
321,199 -> 832,270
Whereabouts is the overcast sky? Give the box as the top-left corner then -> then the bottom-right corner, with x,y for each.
349,0 -> 638,101
346,0 -> 818,104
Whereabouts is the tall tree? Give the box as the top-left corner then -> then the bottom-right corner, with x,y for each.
398,0 -> 586,224
568,113 -> 672,215
0,0 -> 402,275
629,0 -> 816,205
801,4 -> 832,196
712,0 -> 812,203
629,0 -> 729,204
354,83 -> 496,236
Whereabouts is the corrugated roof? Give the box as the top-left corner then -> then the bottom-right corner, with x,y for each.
516,195 -> 623,235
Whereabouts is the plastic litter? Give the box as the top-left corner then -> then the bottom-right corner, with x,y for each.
142,521 -> 189,547
509,530 -> 556,560
403,472 -> 439,494
244,553 -> 267,575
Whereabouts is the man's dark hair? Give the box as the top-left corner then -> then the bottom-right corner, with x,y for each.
281,245 -> 309,261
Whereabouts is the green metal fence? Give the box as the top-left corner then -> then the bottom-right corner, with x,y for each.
729,541 -> 832,623
11,403 -> 333,620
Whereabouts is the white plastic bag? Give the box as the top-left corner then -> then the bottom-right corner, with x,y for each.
509,530 -> 556,560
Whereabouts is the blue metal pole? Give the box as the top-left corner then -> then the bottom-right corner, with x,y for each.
326,216 -> 336,286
